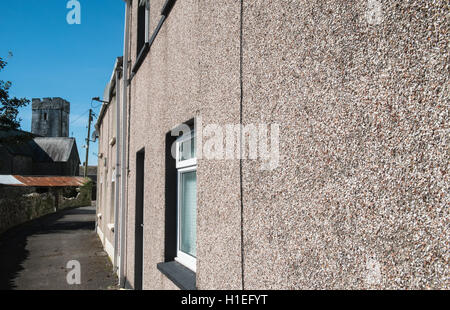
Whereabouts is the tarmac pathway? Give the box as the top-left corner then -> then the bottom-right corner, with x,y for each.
0,205 -> 118,290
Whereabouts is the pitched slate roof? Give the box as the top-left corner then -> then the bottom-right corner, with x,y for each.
0,130 -> 80,165
30,137 -> 80,163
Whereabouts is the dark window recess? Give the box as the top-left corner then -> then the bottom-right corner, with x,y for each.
164,119 -> 195,262
159,120 -> 196,290
157,261 -> 196,290
44,113 -> 47,121
136,2 -> 146,56
164,131 -> 178,262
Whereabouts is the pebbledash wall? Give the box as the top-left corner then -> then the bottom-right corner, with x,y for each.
97,0 -> 448,289
96,71 -> 120,264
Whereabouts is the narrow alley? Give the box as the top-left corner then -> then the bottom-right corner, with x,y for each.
0,205 -> 117,290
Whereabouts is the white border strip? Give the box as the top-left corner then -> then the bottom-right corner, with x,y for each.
97,225 -> 105,245
105,238 -> 115,263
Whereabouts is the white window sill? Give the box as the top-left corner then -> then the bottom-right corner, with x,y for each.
175,253 -> 196,273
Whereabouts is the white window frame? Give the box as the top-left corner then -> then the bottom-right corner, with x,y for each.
137,0 -> 150,52
136,0 -> 150,57
174,131 -> 197,272
144,0 -> 150,43
175,131 -> 196,169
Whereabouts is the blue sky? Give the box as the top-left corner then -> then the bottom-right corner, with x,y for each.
0,0 -> 124,165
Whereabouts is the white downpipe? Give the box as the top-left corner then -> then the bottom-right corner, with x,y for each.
113,63 -> 121,273
119,0 -> 130,288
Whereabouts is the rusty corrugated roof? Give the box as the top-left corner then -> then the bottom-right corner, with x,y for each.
11,176 -> 88,187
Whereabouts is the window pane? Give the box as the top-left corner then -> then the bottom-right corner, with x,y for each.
180,170 -> 197,257
179,135 -> 196,161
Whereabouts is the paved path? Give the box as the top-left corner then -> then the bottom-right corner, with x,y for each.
0,205 -> 118,290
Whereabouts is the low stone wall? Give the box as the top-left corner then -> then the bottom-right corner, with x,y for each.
59,180 -> 93,209
0,187 -> 54,234
0,180 -> 92,234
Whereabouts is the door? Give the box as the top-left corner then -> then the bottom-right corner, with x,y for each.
134,149 -> 145,290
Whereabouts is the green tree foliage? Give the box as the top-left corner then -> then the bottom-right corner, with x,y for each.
0,56 -> 30,131
0,56 -> 31,143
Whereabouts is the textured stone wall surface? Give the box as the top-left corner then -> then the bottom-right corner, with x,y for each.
125,0 -> 202,290
31,97 -> 70,137
0,187 -> 55,234
95,92 -> 118,260
59,180 -> 93,209
0,183 -> 92,234
121,0 -> 448,289
241,0 -> 448,289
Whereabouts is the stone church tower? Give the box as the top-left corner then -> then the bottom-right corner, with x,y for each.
31,97 -> 70,137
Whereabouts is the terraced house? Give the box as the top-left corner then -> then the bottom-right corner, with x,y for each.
95,0 -> 448,290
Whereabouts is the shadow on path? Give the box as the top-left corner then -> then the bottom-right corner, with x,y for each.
0,206 -> 117,290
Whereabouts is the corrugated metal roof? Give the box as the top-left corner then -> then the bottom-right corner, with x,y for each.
9,176 -> 88,187
0,175 -> 24,185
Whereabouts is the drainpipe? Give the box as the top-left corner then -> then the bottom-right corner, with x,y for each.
119,0 -> 130,288
113,62 -> 121,274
